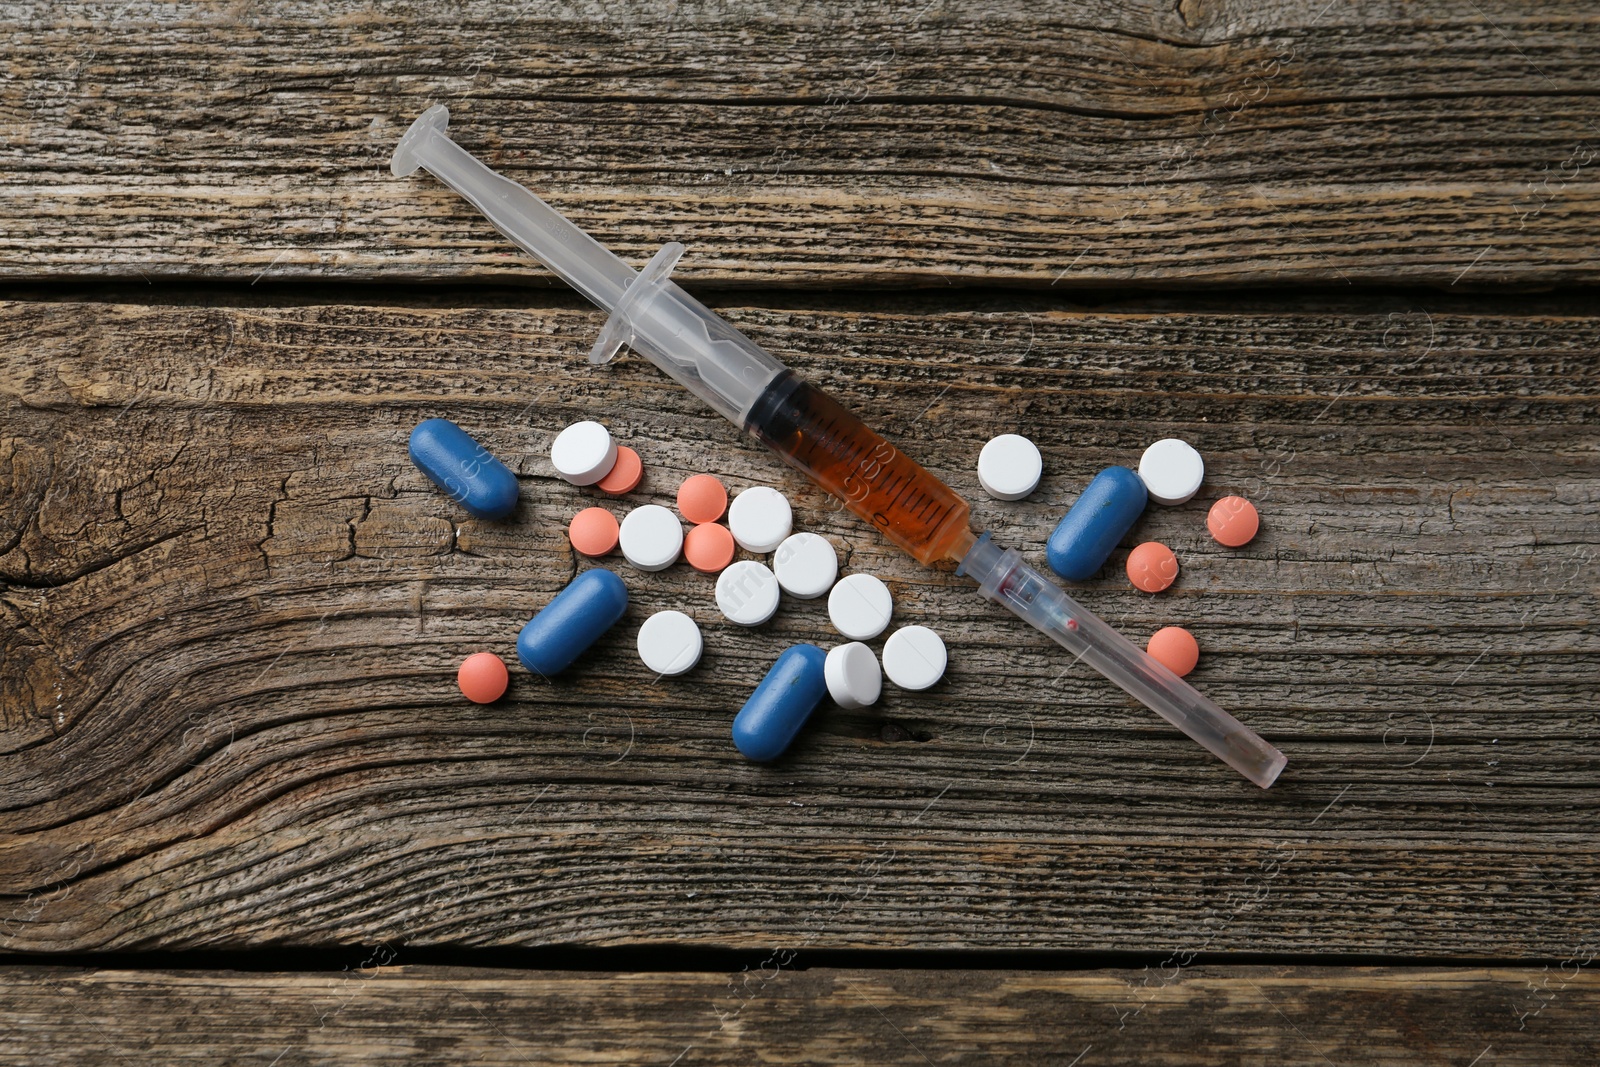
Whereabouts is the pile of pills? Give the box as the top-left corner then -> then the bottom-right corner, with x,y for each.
411,412 -> 1262,759
974,431 -> 1262,679
413,416 -> 950,764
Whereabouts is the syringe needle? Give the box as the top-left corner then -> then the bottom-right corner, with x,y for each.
959,534 -> 1286,788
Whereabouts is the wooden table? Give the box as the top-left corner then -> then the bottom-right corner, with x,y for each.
3,1 -> 1597,1062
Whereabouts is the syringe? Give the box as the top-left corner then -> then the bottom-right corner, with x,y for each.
391,105 -> 1287,789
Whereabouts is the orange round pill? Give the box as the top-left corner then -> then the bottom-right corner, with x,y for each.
569,507 -> 619,557
1126,541 -> 1179,593
1207,495 -> 1260,547
595,445 -> 642,495
684,521 -> 736,573
1147,626 -> 1199,677
677,474 -> 728,525
458,652 -> 510,703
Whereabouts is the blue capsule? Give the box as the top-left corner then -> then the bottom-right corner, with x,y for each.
1046,465 -> 1148,581
409,418 -> 520,520
732,644 -> 829,762
517,568 -> 629,677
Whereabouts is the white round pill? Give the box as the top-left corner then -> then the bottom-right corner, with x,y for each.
827,573 -> 893,641
882,625 -> 947,691
618,504 -> 683,571
977,433 -> 1043,501
715,559 -> 781,626
727,486 -> 792,553
637,610 -> 703,677
825,642 -> 882,710
550,421 -> 618,486
773,532 -> 838,599
1138,438 -> 1205,506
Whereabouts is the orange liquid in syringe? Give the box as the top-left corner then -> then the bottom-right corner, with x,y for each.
745,372 -> 975,565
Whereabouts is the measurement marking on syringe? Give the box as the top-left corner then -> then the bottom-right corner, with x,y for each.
879,471 -> 907,506
812,421 -> 866,464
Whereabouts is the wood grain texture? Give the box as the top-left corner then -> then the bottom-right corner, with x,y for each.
2,0 -> 1599,286
2,963 -> 1597,1064
1,294 -> 1595,954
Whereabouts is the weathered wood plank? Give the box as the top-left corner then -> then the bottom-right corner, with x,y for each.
2,1 -> 1598,285
0,295 -> 1596,954
1,964 -> 1596,1064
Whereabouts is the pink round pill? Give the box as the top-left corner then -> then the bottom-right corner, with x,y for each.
1126,541 -> 1179,593
569,507 -> 620,557
684,522 -> 736,574
595,445 -> 643,495
1208,496 -> 1260,547
1147,627 -> 1199,677
458,652 -> 510,703
677,474 -> 728,525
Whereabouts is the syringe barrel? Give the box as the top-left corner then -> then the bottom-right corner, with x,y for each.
959,534 -> 1286,788
745,371 -> 974,566
620,279 -> 789,425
